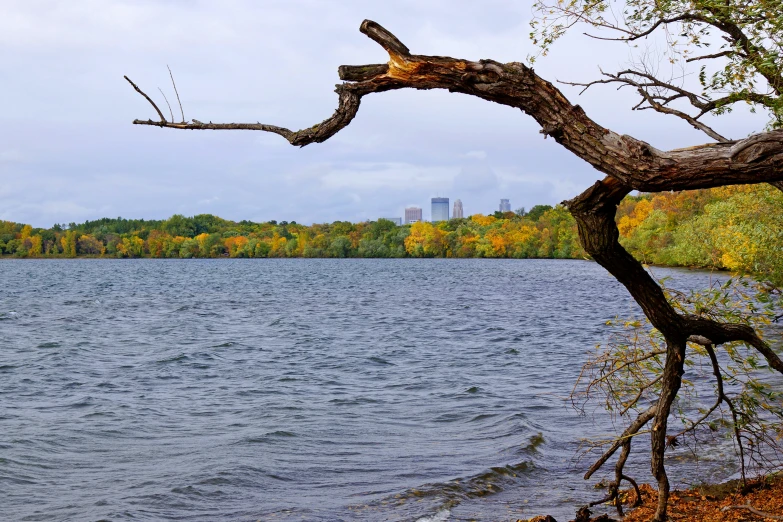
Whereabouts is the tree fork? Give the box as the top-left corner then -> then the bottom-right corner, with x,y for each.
566,177 -> 691,521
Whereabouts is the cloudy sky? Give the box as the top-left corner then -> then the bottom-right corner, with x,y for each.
0,0 -> 768,227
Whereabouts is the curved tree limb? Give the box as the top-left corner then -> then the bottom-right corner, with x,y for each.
124,76 -> 166,123
685,50 -> 736,63
581,13 -> 701,42
126,20 -> 783,192
669,342 -> 724,442
584,404 -> 657,480
703,341 -> 747,485
686,318 -> 783,375
648,339 -> 687,522
619,373 -> 662,417
589,438 -> 642,517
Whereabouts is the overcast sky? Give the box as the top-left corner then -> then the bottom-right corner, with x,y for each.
0,0 -> 769,227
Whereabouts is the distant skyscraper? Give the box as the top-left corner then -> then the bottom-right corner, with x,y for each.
453,199 -> 464,219
380,217 -> 402,226
431,197 -> 449,222
405,207 -> 422,224
499,199 -> 511,212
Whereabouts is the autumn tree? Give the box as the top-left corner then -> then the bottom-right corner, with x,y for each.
60,230 -> 77,258
126,4 -> 783,520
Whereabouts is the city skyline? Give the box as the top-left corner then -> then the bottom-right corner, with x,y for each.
385,195 -> 514,224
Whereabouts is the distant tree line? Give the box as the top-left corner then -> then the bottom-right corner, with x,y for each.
1,185 -> 780,280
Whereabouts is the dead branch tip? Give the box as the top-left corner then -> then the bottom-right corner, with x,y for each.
360,20 -> 410,57
124,75 -> 167,123
167,65 -> 185,123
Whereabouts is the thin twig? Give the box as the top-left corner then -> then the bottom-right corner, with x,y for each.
158,87 -> 174,122
721,503 -> 783,520
168,65 -> 185,123
124,75 -> 166,122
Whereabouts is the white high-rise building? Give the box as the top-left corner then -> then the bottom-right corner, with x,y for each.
453,199 -> 464,219
405,207 -> 423,224
499,199 -> 511,212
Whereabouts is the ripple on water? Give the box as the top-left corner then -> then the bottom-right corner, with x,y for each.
0,259 -> 748,521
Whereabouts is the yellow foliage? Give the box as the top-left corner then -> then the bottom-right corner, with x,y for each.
29,235 -> 42,257
487,230 -> 506,257
60,230 -> 77,257
617,199 -> 653,237
117,236 -> 145,258
405,221 -> 445,257
20,224 -> 33,240
194,233 -> 210,253
270,233 -> 287,256
470,214 -> 497,227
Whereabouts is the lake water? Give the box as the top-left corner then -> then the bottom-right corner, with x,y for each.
0,259 -> 750,521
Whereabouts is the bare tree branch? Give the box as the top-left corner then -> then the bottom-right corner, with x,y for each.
581,13 -> 701,42
722,503 -> 783,520
124,75 -> 166,123
126,20 -> 783,193
584,404 -> 656,480
561,69 -> 731,142
687,318 -> 783,375
167,65 -> 185,123
158,87 -> 174,123
686,50 -> 736,63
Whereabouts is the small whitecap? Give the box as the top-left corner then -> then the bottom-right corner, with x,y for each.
416,508 -> 450,522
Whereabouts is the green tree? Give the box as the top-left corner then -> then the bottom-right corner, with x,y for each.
179,238 -> 199,258
328,236 -> 352,258
162,214 -> 196,238
526,204 -> 553,222
358,238 -> 390,258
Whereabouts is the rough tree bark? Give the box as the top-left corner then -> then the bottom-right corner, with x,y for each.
127,20 -> 783,522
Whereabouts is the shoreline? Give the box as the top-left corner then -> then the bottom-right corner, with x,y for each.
0,255 -> 732,270
525,474 -> 783,522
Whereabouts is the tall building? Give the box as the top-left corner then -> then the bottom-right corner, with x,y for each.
405,207 -> 422,224
499,199 -> 511,212
453,199 -> 464,219
431,197 -> 449,222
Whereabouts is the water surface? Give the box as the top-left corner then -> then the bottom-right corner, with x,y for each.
0,259 -> 746,521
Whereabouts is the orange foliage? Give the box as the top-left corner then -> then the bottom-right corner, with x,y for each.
224,236 -> 249,257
